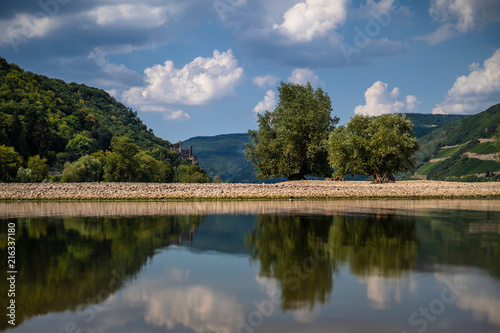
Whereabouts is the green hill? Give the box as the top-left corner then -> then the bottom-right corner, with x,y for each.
403,113 -> 468,138
415,104 -> 500,181
417,104 -> 500,164
184,133 -> 256,183
0,56 -> 191,175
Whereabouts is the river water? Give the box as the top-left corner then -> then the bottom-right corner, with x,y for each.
1,200 -> 499,333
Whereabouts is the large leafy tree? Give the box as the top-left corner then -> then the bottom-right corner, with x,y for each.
103,136 -> 140,182
327,114 -> 419,183
0,145 -> 22,182
27,155 -> 49,182
245,82 -> 338,180
66,132 -> 97,160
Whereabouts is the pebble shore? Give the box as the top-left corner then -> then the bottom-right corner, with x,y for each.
0,180 -> 499,200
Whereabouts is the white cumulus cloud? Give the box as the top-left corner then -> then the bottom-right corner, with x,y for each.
354,81 -> 420,116
415,0 -> 500,44
273,0 -> 349,42
253,74 -> 279,89
433,49 -> 500,114
253,90 -> 276,114
288,68 -> 319,86
124,49 -> 244,111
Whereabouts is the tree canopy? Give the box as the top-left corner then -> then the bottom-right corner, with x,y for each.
245,82 -> 338,180
0,144 -> 22,182
327,114 -> 419,183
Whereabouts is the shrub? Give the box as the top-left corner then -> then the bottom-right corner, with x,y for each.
16,167 -> 36,183
61,155 -> 102,182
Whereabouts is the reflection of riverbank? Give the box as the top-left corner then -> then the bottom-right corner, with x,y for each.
1,199 -> 500,218
0,180 -> 499,201
0,215 -> 204,331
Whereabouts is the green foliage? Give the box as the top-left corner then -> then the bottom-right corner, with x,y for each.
402,113 -> 468,138
61,155 -> 102,182
417,103 -> 500,166
494,125 -> 500,155
468,141 -> 498,154
245,82 -> 338,181
246,214 -> 334,310
416,161 -> 443,175
135,151 -> 172,183
456,175 -> 484,182
66,132 -> 97,160
327,215 -> 418,278
0,144 -> 22,182
0,56 -> 186,179
425,138 -> 500,180
27,155 -> 49,182
101,136 -> 174,183
467,141 -> 497,154
0,214 -> 204,329
15,167 -> 36,183
185,134 -> 259,183
174,164 -> 212,183
183,113 -> 463,184
434,144 -> 466,158
448,158 -> 499,177
327,114 -> 419,183
428,155 -> 500,180
103,136 -> 140,182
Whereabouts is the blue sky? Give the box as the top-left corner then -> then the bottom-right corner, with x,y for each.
1,0 -> 499,142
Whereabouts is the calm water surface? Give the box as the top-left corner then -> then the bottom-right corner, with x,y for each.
1,200 -> 499,333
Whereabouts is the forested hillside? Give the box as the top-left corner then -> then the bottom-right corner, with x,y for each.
402,113 -> 468,138
417,104 -> 500,164
414,104 -> 500,181
0,57 -> 210,183
0,57 -> 169,159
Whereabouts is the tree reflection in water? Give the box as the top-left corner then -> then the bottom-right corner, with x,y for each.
0,215 -> 204,331
328,214 -> 418,278
246,213 -> 418,312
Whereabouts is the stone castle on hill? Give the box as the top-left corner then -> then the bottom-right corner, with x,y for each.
171,141 -> 198,165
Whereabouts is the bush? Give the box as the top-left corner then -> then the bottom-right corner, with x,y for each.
16,167 -> 36,183
135,151 -> 171,182
61,155 -> 102,182
174,164 -> 212,183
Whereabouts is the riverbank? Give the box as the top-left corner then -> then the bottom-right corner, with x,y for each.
0,181 -> 499,200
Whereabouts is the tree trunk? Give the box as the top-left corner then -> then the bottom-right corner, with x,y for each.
372,171 -> 395,184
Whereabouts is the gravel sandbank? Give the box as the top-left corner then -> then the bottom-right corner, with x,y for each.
0,180 -> 499,200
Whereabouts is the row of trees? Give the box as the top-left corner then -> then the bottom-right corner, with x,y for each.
245,82 -> 419,183
0,136 -> 212,183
